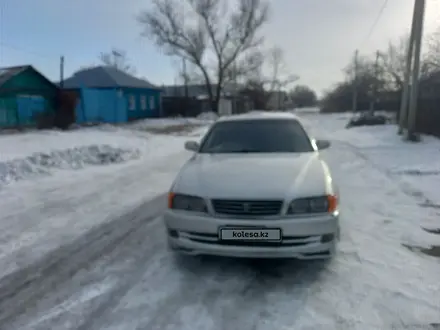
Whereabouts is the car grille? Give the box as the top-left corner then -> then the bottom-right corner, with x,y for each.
183,232 -> 318,247
211,199 -> 283,216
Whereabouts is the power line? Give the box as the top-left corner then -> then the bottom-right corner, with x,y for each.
0,1 -> 56,63
0,42 -> 56,61
358,0 -> 390,49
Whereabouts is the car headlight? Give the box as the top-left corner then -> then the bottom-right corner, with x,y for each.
168,193 -> 208,213
287,195 -> 337,215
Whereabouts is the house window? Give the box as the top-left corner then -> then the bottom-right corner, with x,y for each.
140,95 -> 147,110
149,96 -> 155,110
128,95 -> 136,110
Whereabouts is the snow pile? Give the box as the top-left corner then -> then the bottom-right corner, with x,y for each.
197,111 -> 218,121
0,145 -> 140,186
0,128 -> 151,162
128,118 -> 193,130
127,116 -> 216,132
292,107 -> 320,114
0,119 -> 212,188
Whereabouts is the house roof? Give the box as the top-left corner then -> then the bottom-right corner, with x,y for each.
61,66 -> 160,90
0,65 -> 28,87
0,65 -> 59,90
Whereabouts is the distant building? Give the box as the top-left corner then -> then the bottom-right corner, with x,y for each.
162,83 -> 252,116
266,91 -> 290,110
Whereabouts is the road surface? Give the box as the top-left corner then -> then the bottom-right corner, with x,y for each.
0,141 -> 438,330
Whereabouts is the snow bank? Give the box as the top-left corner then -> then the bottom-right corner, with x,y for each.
292,107 -> 320,114
128,118 -> 192,130
0,128 -> 150,162
0,145 -> 140,186
197,111 -> 218,121
0,119 -> 210,187
127,115 -> 216,131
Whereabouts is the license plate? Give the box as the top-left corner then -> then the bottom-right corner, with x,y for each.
219,227 -> 282,241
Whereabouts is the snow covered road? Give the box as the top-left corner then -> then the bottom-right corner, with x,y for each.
1,124 -> 439,330
0,122 -> 212,281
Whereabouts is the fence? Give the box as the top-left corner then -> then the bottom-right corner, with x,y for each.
321,95 -> 440,138
414,99 -> 440,137
161,97 -> 203,117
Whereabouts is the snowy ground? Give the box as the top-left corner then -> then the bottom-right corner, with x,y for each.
0,118 -> 212,281
0,111 -> 439,329
300,111 -> 440,234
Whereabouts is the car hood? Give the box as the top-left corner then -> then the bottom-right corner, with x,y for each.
172,153 -> 332,199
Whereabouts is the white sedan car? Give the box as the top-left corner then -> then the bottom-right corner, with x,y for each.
164,112 -> 340,259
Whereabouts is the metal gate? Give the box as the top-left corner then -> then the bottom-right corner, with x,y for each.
0,95 -> 48,128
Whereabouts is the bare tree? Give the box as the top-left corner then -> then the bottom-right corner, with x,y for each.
99,48 -> 136,75
171,57 -> 205,86
240,46 -> 298,109
425,26 -> 440,71
138,0 -> 269,113
378,35 -> 433,90
379,37 -> 411,90
265,46 -> 298,94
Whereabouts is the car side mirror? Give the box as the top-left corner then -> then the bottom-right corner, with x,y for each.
184,140 -> 200,152
315,139 -> 331,150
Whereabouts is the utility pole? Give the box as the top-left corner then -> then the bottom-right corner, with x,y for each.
182,57 -> 189,98
232,61 -> 238,114
352,49 -> 359,113
369,50 -> 380,115
59,56 -> 65,88
406,0 -> 426,141
398,0 -> 423,136
0,2 -> 3,66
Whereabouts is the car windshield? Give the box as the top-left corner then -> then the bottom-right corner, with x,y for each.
198,119 -> 314,154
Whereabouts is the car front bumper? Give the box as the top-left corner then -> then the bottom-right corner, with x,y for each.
163,210 -> 340,260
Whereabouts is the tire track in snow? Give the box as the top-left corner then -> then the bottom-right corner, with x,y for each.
0,194 -> 166,328
7,217 -> 168,330
93,257 -> 328,330
298,141 -> 440,328
332,139 -> 438,209
0,149 -> 191,281
86,256 -> 257,330
332,139 -> 440,236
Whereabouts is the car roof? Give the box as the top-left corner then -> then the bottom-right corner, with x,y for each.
216,111 -> 301,123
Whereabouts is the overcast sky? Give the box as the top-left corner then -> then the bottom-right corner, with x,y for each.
1,0 -> 439,95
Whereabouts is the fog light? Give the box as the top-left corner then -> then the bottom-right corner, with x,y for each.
321,234 -> 334,243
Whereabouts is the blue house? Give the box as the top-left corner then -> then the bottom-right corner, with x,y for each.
61,66 -> 162,123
